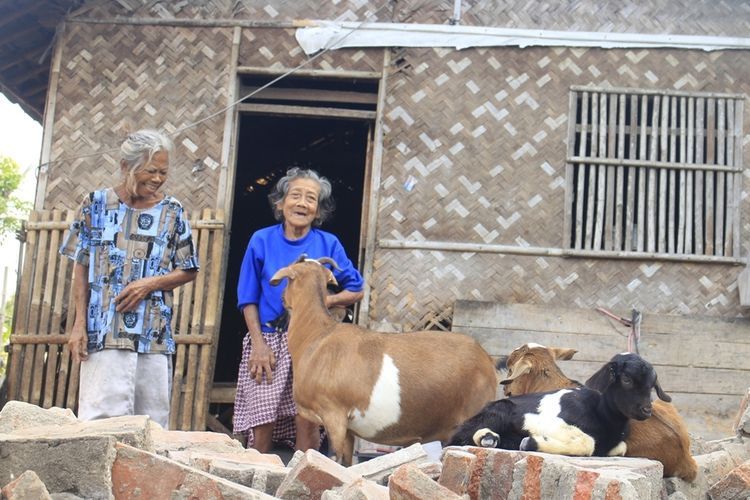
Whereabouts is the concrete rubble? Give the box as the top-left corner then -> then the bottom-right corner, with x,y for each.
1,396 -> 750,499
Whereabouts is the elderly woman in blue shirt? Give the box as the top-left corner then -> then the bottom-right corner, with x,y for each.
60,129 -> 198,428
233,167 -> 364,453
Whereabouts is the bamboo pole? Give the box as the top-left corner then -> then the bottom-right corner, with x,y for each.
694,98 -> 705,254
563,91 -> 578,250
585,92 -> 598,250
575,92 -> 589,250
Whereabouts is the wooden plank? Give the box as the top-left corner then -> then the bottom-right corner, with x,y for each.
667,96 -> 677,253
38,210 -> 63,408
614,94 -> 625,251
724,99 -> 735,257
20,211 -> 50,403
677,97 -> 687,254
647,95 -> 660,253
237,103 -> 376,120
585,92 -> 598,250
624,95 -> 638,251
603,94 -> 617,250
694,98 -> 705,254
731,99 -> 743,257
453,300 -> 750,341
704,98 -> 716,255
458,327 -> 750,371
593,93 -> 607,250
570,85 -> 744,100
62,226 -> 80,410
8,212 -> 38,400
49,210 -> 75,407
658,96 -> 668,253
242,85 -> 379,106
180,209 -> 211,430
565,156 -> 741,173
563,91 -> 578,249
685,97 -> 695,253
715,99 -> 726,256
358,49 -> 390,327
237,65 -> 382,81
574,92 -> 589,249
193,209 -> 226,430
210,383 -> 237,404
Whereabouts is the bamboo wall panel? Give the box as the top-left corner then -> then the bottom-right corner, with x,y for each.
372,46 -> 750,330
6,210 -> 225,432
44,23 -> 232,213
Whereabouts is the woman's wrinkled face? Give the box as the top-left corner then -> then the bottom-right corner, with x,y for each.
133,150 -> 169,198
279,178 -> 320,231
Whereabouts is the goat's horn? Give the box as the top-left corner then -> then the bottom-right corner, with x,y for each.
270,266 -> 295,286
317,257 -> 341,270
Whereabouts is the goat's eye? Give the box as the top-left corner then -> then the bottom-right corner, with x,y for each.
621,375 -> 633,386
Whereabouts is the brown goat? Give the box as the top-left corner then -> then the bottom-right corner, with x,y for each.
500,343 -> 697,481
269,257 -> 498,466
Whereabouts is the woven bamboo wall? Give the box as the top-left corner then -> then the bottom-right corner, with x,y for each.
370,46 -> 750,330
44,22 -> 232,213
42,1 -> 750,333
237,29 -> 383,72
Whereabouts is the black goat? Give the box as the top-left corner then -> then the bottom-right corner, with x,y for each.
448,353 -> 671,457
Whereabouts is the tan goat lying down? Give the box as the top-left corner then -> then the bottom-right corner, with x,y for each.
269,257 -> 498,466
500,343 -> 697,481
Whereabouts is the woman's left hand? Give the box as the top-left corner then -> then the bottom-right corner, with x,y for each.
115,277 -> 157,312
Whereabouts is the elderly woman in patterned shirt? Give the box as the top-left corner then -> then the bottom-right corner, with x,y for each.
60,129 -> 199,428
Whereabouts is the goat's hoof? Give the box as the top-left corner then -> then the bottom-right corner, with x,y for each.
473,428 -> 499,448
520,437 -> 538,452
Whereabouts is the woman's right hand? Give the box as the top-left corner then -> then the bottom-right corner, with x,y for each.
68,323 -> 89,364
248,336 -> 276,384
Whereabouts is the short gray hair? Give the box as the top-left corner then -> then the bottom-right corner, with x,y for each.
269,167 -> 334,226
120,129 -> 173,172
120,129 -> 173,198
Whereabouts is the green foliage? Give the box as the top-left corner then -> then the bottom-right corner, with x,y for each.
0,295 -> 12,377
0,155 -> 32,242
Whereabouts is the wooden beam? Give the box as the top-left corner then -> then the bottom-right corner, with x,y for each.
241,85 -> 378,106
238,65 -> 381,81
237,103 -> 376,120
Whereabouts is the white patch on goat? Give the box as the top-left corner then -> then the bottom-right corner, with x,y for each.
525,342 -> 546,349
607,441 -> 627,456
348,354 -> 401,439
522,390 -> 595,456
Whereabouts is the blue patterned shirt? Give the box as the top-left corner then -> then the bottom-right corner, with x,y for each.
60,188 -> 199,354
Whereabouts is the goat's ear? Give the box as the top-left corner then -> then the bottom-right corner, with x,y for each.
654,377 -> 672,402
584,361 -> 616,392
550,347 -> 577,361
270,267 -> 294,286
499,359 -> 532,385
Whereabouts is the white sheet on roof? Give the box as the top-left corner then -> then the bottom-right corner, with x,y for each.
295,21 -> 750,55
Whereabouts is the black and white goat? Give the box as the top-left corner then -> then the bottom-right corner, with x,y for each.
448,352 -> 671,457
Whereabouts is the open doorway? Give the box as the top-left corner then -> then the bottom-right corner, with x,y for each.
214,113 -> 371,388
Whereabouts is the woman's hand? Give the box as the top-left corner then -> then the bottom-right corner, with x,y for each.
115,277 -> 157,312
68,323 -> 89,364
248,336 -> 276,384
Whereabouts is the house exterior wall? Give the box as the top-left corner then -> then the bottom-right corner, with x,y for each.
370,45 -> 750,329
40,0 -> 750,332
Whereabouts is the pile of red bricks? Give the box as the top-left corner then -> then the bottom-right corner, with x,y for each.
1,394 -> 750,499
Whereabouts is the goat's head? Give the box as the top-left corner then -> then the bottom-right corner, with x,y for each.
269,256 -> 340,311
499,343 -> 577,397
585,352 -> 671,421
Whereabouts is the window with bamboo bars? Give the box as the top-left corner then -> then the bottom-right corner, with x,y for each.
564,87 -> 744,259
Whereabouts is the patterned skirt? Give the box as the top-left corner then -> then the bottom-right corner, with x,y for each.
232,331 -> 296,448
